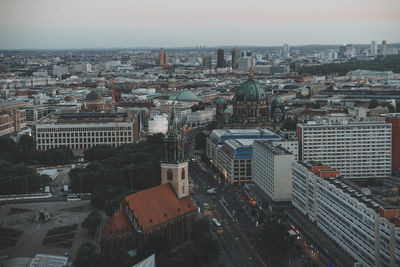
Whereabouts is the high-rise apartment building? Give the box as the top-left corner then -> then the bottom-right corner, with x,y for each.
386,113 -> 400,174
217,48 -> 225,68
231,47 -> 241,69
297,121 -> 392,179
252,141 -> 295,202
371,40 -> 378,56
381,40 -> 389,55
282,43 -> 290,58
292,162 -> 400,267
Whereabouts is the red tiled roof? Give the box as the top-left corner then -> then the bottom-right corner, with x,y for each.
125,183 -> 197,231
104,211 -> 133,236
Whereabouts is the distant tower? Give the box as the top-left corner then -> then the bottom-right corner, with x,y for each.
371,41 -> 378,56
159,48 -> 164,66
160,102 -> 189,199
282,44 -> 290,58
217,48 -> 225,68
231,47 -> 241,70
381,40 -> 388,55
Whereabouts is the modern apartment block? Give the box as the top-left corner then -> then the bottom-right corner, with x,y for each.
297,121 -> 392,179
253,141 -> 295,202
292,162 -> 400,267
35,113 -> 139,153
385,113 -> 400,174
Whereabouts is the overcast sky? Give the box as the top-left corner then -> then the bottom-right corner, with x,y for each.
0,0 -> 399,49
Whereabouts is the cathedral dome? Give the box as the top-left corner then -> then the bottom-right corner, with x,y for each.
85,90 -> 102,101
217,97 -> 227,105
234,71 -> 266,102
272,96 -> 283,105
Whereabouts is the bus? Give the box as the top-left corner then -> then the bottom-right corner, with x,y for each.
212,218 -> 222,233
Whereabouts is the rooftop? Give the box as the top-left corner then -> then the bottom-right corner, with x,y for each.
103,211 -> 133,236
124,183 -> 197,231
29,254 -> 68,267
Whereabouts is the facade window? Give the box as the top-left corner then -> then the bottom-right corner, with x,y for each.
167,169 -> 173,181
181,168 -> 185,180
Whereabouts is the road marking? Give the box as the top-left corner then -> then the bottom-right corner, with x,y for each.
37,224 -> 41,229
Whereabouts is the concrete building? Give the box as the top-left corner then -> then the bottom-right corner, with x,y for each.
292,162 -> 400,267
217,48 -> 225,68
386,113 -> 400,174
297,120 -> 392,179
206,128 -> 281,167
252,141 -> 295,202
231,47 -> 241,70
218,139 -> 253,185
35,113 -> 139,153
0,100 -> 27,137
371,41 -> 378,56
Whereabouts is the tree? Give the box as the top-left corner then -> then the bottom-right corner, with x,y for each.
261,222 -> 292,258
368,99 -> 380,109
194,132 -> 206,150
75,242 -> 96,267
82,211 -> 102,236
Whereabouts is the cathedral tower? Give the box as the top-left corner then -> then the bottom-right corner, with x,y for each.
161,102 -> 189,199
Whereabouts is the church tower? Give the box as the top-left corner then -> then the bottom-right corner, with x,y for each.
161,102 -> 189,199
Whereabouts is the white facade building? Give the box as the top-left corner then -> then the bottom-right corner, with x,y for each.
252,141 -> 295,202
298,121 -> 392,179
35,114 -> 137,152
292,162 -> 400,267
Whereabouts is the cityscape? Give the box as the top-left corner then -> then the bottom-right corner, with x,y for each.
0,1 -> 400,267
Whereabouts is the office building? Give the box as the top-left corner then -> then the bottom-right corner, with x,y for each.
231,47 -> 241,69
35,113 -> 140,153
371,41 -> 378,56
0,100 -> 27,137
381,40 -> 389,55
252,141 -> 295,202
218,139 -> 253,184
282,43 -> 290,58
386,113 -> 400,173
292,162 -> 400,267
217,48 -> 225,68
206,128 -> 281,167
297,121 -> 392,179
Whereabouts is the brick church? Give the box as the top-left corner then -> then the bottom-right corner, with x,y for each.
101,102 -> 198,256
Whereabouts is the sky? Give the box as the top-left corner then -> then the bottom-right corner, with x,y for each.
0,0 -> 399,49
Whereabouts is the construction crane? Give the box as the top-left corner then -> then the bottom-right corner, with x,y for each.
111,74 -> 119,148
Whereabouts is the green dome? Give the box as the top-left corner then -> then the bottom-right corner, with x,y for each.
169,95 -> 177,100
234,79 -> 266,102
177,90 -> 200,101
217,97 -> 227,105
85,90 -> 102,101
272,96 -> 283,104
223,108 -> 231,114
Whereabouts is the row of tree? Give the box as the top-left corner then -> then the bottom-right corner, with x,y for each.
0,135 -> 73,166
298,55 -> 400,76
0,135 -> 73,194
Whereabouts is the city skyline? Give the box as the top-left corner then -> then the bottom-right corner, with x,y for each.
0,0 -> 399,49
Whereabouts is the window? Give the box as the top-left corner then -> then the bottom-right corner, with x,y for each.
181,168 -> 185,180
167,169 -> 173,181
182,185 -> 185,194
